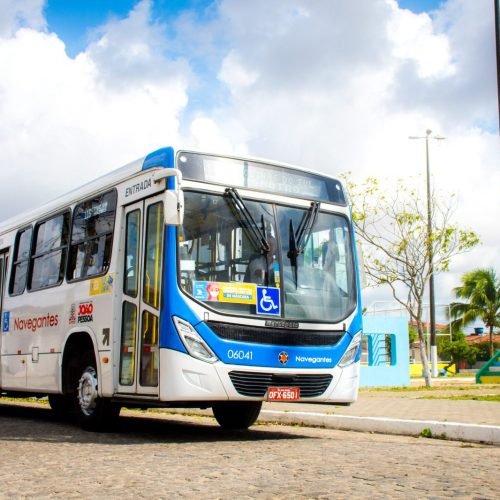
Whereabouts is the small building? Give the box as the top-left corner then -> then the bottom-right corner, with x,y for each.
464,332 -> 500,346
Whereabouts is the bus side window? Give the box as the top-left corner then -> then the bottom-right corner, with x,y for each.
67,190 -> 117,282
143,202 -> 163,309
124,209 -> 140,297
9,226 -> 32,295
29,212 -> 69,291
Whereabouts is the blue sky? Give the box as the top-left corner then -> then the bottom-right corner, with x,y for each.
44,0 -> 137,56
0,0 -> 498,310
398,0 -> 444,13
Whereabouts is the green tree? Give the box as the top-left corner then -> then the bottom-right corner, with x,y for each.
438,330 -> 478,373
345,175 -> 479,387
450,268 -> 500,358
474,340 -> 500,361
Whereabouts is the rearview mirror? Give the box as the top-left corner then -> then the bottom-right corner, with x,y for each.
165,188 -> 184,226
152,168 -> 184,226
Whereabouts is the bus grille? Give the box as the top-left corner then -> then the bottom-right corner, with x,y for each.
207,321 -> 343,347
228,371 -> 333,398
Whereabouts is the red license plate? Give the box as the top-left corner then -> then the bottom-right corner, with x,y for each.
267,387 -> 300,401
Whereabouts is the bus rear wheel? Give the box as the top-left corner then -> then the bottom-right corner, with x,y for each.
212,401 -> 262,430
72,352 -> 120,431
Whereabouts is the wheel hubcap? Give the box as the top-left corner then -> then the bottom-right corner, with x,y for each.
78,366 -> 98,416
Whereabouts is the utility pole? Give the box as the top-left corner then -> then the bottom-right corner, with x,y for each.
409,130 -> 445,378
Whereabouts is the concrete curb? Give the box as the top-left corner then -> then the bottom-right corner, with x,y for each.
259,410 -> 500,445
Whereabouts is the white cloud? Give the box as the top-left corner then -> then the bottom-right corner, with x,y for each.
0,0 -> 45,38
389,0 -> 497,130
388,5 -> 455,78
187,115 -> 247,154
218,50 -> 259,91
0,0 -> 189,219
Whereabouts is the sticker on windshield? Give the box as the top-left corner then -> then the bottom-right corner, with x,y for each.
193,281 -> 256,304
193,281 -> 218,301
256,286 -> 280,316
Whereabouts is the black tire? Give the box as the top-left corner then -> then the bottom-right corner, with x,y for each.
212,401 -> 262,429
48,394 -> 72,419
72,351 -> 120,431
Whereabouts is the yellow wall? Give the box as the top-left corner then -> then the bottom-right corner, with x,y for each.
410,363 -> 456,377
479,375 -> 500,383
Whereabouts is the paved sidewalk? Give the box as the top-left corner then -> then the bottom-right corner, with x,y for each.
258,378 -> 500,445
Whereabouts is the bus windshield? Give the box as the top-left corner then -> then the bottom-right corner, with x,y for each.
179,190 -> 356,323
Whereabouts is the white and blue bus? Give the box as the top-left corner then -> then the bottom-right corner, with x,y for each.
0,148 -> 363,430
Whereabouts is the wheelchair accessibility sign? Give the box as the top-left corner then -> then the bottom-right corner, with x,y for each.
256,287 -> 280,316
2,311 -> 10,332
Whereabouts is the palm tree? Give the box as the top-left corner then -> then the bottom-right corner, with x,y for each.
450,268 -> 500,358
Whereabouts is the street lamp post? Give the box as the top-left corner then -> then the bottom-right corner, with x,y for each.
409,129 -> 445,378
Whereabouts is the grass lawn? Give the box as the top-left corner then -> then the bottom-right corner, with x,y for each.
361,384 -> 499,392
360,381 -> 500,401
419,394 -> 500,402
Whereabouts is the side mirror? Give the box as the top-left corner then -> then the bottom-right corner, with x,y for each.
152,168 -> 184,226
165,188 -> 184,226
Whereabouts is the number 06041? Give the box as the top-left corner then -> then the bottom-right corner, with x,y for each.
227,349 -> 253,360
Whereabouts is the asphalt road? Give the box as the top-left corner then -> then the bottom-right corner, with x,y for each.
1,402 -> 499,499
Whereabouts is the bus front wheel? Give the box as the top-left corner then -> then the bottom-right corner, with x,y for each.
212,401 -> 262,429
72,352 -> 120,431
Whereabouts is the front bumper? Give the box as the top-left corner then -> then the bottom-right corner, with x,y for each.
159,348 -> 359,404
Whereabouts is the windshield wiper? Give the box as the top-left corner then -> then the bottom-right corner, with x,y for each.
288,219 -> 299,288
296,201 -> 320,252
224,188 -> 270,254
287,201 -> 320,287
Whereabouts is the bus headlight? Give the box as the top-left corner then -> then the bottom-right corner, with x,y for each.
173,316 -> 218,364
338,332 -> 362,368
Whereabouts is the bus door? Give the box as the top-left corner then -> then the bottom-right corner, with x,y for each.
117,197 -> 164,396
0,250 -> 8,387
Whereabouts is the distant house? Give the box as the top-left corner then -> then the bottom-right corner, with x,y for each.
464,333 -> 500,346
408,320 -> 448,333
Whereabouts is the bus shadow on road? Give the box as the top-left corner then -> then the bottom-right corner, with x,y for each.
0,402 -> 313,445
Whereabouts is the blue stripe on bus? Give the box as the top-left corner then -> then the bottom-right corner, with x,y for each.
142,147 -> 175,170
160,226 -> 189,354
195,320 -> 352,369
349,216 -> 364,363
